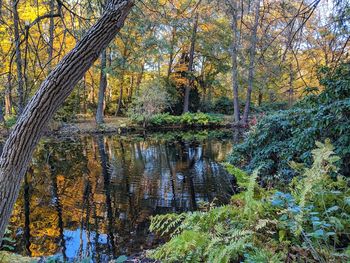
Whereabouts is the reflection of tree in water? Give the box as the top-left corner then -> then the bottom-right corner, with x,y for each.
9,132 -> 234,261
8,138 -> 88,258
23,170 -> 31,256
97,135 -> 116,259
48,155 -> 67,261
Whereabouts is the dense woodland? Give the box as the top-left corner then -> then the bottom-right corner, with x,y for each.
0,0 -> 349,262
0,0 -> 348,123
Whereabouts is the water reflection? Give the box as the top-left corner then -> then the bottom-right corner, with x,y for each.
8,130 -> 234,262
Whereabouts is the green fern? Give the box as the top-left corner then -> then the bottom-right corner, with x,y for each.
244,248 -> 284,263
224,163 -> 250,188
244,168 -> 261,219
291,139 -> 341,235
149,213 -> 187,237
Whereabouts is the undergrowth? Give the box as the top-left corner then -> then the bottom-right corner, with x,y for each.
228,62 -> 350,184
131,112 -> 224,127
148,140 -> 350,262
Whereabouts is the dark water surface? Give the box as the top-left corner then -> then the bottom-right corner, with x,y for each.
6,130 -> 235,262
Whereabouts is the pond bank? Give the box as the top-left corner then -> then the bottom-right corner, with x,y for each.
0,251 -> 158,263
49,115 -> 234,136
0,115 -> 237,139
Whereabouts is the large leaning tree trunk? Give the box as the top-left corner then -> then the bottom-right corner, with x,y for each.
0,0 -> 134,244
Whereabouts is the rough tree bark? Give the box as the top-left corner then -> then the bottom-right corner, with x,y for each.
96,49 -> 108,125
183,13 -> 199,114
242,0 -> 260,125
0,0 -> 134,244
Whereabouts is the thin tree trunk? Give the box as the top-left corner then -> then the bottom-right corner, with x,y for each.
288,63 -> 294,107
5,72 -> 12,116
183,13 -> 199,114
199,56 -> 206,106
0,0 -> 134,243
242,0 -> 260,125
48,0 -> 55,71
96,49 -> 107,125
106,48 -> 113,104
116,47 -> 128,116
258,89 -> 263,106
167,26 -> 177,81
89,76 -> 96,105
12,0 -> 24,114
127,74 -> 134,106
230,0 -> 241,124
82,75 -> 87,114
23,28 -> 30,105
0,95 -> 5,125
116,71 -> 124,115
135,62 -> 144,96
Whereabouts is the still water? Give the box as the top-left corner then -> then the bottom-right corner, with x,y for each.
6,130 -> 234,262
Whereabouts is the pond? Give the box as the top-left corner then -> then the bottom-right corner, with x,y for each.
6,130 -> 236,262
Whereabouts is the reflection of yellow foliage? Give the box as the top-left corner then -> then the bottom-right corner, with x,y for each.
57,175 -> 65,185
30,241 -> 58,257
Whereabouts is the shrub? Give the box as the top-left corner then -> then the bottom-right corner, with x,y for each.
132,112 -> 224,127
179,112 -> 223,126
54,90 -> 80,122
228,99 -> 350,184
4,116 -> 17,128
254,101 -> 289,113
229,62 -> 350,184
212,96 -> 257,115
127,79 -> 171,127
213,96 -> 234,114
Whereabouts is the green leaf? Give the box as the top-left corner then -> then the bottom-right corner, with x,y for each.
115,255 -> 128,263
325,206 -> 339,213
